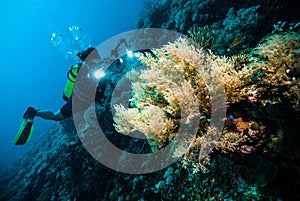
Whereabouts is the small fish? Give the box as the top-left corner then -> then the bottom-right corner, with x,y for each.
229,37 -> 244,48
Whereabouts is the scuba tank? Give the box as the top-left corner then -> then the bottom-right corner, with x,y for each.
63,63 -> 81,101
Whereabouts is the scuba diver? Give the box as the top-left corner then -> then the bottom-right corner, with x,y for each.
14,47 -> 101,145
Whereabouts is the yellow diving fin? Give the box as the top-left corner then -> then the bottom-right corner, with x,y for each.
13,107 -> 37,145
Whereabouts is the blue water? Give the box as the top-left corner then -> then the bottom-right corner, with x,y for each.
0,0 -> 143,174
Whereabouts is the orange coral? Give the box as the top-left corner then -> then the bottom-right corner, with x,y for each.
233,117 -> 249,131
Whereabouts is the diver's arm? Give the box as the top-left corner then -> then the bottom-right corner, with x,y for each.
35,110 -> 65,121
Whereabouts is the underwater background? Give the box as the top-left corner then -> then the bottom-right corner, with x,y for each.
0,0 -> 142,173
0,0 -> 300,200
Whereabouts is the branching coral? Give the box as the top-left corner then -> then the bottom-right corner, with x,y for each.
215,131 -> 247,154
113,104 -> 173,151
113,37 -> 229,170
187,25 -> 216,50
113,30 -> 300,172
241,31 -> 300,106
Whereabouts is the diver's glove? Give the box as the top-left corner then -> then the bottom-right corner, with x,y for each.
23,107 -> 38,119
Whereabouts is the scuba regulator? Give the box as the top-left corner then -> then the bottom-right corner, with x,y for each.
63,63 -> 81,101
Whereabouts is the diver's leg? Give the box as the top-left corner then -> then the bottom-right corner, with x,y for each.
33,99 -> 72,121
36,110 -> 65,121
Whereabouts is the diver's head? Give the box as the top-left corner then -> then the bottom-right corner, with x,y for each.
76,47 -> 101,62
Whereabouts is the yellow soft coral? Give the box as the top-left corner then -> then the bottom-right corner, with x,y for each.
113,31 -> 300,171
242,32 -> 300,105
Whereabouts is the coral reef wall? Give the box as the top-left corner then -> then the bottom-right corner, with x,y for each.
0,120 -> 115,201
138,0 -> 300,55
1,1 -> 300,201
